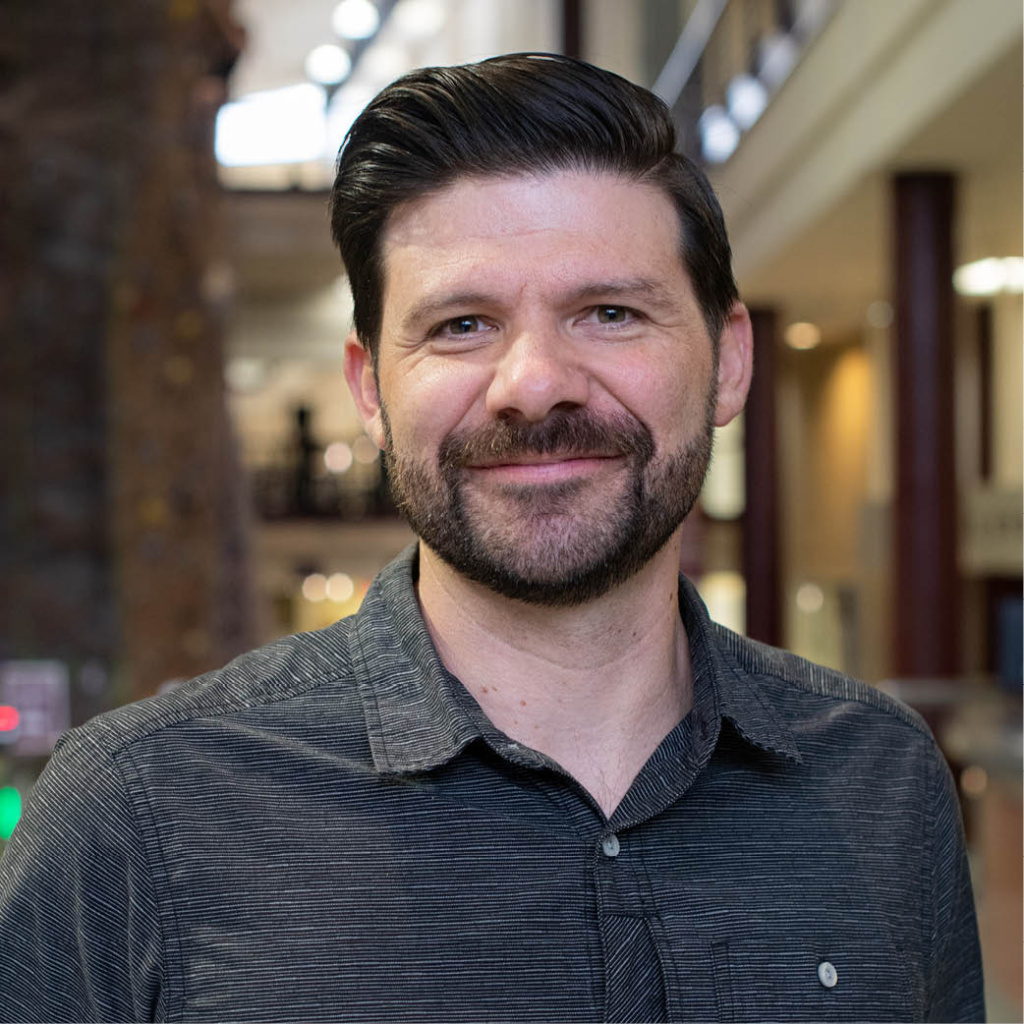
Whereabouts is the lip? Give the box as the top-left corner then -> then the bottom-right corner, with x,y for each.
465,454 -> 621,484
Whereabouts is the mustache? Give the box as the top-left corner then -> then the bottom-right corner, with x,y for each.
437,408 -> 655,471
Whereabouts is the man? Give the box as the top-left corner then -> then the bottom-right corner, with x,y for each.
0,54 -> 982,1023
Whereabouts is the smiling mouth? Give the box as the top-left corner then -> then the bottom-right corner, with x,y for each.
464,453 -> 622,483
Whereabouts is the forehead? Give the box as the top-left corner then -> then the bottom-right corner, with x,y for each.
378,171 -> 687,313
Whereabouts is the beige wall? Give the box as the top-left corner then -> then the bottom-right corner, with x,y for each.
584,0 -> 643,84
781,341 -> 872,580
992,293 -> 1023,487
778,339 -> 875,675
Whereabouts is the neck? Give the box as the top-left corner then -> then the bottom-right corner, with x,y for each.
415,538 -> 693,817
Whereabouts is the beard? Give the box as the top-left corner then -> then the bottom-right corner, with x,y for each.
381,389 -> 717,607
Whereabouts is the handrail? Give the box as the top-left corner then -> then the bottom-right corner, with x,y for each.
651,0 -> 729,107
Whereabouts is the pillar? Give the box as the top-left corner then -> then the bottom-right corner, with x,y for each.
892,173 -> 958,676
1,0 -> 253,713
562,0 -> 582,58
743,307 -> 781,646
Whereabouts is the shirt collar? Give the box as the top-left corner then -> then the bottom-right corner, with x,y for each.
350,545 -> 481,774
350,544 -> 801,774
677,575 -> 803,764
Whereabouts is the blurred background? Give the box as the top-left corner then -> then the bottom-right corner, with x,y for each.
1,0 -> 1021,1016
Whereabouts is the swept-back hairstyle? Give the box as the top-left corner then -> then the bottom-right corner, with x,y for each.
329,53 -> 737,356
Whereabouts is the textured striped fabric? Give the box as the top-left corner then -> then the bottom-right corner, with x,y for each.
0,546 -> 983,1023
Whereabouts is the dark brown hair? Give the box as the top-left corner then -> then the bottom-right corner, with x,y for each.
330,53 -> 738,356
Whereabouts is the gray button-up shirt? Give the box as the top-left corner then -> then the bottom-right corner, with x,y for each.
0,547 -> 984,1022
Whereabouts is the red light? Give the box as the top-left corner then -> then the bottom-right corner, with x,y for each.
0,706 -> 19,732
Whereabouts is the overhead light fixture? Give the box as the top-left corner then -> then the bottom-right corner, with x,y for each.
726,74 -> 767,130
326,573 -> 356,603
324,442 -> 354,474
302,573 -> 328,602
332,0 -> 380,40
784,321 -> 821,350
305,44 -> 352,86
795,582 -> 825,615
699,105 -> 739,164
225,357 -> 266,393
758,31 -> 798,90
215,84 -> 326,167
953,257 -> 1024,297
392,0 -> 446,39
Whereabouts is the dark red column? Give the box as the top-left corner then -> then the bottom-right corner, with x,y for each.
743,307 -> 781,647
562,0 -> 582,59
892,173 -> 959,676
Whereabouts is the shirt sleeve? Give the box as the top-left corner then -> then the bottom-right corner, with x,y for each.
924,747 -> 986,1023
0,731 -> 166,1023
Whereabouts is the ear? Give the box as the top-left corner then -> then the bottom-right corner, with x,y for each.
713,301 -> 754,427
343,331 -> 385,449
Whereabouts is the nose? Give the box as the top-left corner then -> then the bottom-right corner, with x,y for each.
485,328 -> 590,421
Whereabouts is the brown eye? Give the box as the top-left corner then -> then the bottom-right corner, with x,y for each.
447,316 -> 482,334
595,306 -> 629,323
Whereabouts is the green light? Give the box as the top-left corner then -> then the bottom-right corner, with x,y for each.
0,786 -> 22,841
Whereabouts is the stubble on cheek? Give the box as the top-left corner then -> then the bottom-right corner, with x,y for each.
377,394 -> 716,606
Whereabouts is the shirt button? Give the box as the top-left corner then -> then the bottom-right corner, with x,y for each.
817,961 -> 838,988
601,834 -> 620,858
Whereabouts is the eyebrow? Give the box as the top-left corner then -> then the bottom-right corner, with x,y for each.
400,292 -> 497,335
399,278 -> 681,334
565,278 -> 681,308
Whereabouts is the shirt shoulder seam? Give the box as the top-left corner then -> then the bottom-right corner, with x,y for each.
110,739 -> 187,1021
711,621 -> 934,740
126,669 -> 350,756
66,634 -> 355,762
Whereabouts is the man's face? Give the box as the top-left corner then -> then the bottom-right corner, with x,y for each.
346,171 -> 749,605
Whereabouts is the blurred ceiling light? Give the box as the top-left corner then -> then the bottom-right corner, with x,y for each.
305,43 -> 352,85
225,357 -> 266,392
332,0 -> 380,40
352,435 -> 380,464
360,42 -> 409,86
215,84 -> 326,166
699,105 -> 739,164
758,30 -> 798,90
794,0 -> 832,38
953,256 -> 1024,296
392,0 -> 446,39
324,441 -> 354,473
726,73 -> 767,130
302,573 -> 328,602
327,572 -> 356,603
784,321 -> 821,350
795,582 -> 825,614
1004,257 -> 1024,291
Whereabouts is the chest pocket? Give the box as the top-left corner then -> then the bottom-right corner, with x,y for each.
714,930 -> 919,1023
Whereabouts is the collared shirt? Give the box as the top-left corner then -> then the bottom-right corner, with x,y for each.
0,547 -> 983,1023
